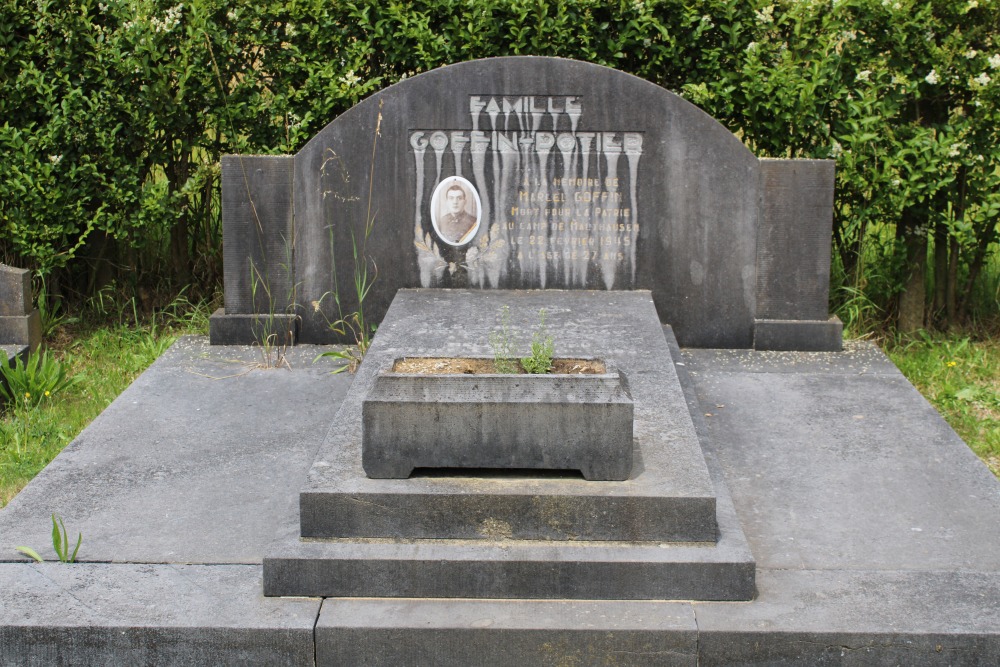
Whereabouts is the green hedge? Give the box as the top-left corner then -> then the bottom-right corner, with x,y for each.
1,0 -> 998,330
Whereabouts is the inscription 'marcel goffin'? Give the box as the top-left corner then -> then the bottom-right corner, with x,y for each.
411,95 -> 643,290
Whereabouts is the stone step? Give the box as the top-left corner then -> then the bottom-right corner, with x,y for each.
263,533 -> 755,601
300,293 -> 722,544
300,467 -> 718,543
314,598 -> 696,666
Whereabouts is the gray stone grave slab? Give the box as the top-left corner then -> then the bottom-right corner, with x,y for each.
694,569 -> 1000,665
297,289 -> 719,543
0,563 -> 318,666
681,345 -> 1000,572
316,599 -> 698,667
2,319 -> 1000,660
0,337 -> 354,564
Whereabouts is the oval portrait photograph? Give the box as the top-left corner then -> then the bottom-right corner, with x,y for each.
430,176 -> 482,246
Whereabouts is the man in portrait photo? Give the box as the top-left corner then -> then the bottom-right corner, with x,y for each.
437,181 -> 478,244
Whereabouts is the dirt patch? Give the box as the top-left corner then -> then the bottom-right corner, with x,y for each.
391,357 -> 606,375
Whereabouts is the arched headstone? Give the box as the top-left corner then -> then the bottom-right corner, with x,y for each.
210,57 -> 840,350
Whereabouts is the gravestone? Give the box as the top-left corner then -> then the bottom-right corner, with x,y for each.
210,56 -> 841,351
0,264 -> 40,353
0,265 -> 40,405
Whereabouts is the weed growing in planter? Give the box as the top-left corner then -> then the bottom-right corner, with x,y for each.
521,309 -> 554,374
488,307 -> 555,374
488,305 -> 519,374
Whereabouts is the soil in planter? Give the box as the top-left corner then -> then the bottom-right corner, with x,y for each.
392,357 -> 606,375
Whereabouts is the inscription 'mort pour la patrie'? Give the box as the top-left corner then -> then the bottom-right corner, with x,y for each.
409,95 -> 643,290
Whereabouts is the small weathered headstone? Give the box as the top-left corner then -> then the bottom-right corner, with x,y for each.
0,264 -> 40,352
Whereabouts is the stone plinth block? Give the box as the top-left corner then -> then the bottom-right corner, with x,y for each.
0,265 -> 31,317
208,308 -> 297,346
0,310 -> 41,351
362,359 -> 634,481
753,317 -> 843,352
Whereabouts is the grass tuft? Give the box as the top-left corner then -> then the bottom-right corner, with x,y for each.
888,332 -> 1000,478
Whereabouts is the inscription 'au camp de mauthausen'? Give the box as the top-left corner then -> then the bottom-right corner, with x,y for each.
405,95 -> 643,291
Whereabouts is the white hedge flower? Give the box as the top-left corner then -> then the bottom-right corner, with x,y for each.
974,72 -> 991,86
966,49 -> 978,59
989,54 -> 1000,70
151,3 -> 183,33
856,70 -> 872,82
340,70 -> 361,87
925,69 -> 939,85
755,5 -> 774,24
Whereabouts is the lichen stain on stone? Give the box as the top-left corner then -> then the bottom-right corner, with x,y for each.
539,638 -> 628,667
478,517 -> 513,540
534,495 -> 575,537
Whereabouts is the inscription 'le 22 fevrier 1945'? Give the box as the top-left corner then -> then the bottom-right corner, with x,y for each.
409,95 -> 643,291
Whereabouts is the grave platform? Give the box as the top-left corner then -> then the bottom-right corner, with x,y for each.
263,290 -> 755,601
2,298 -> 1000,664
297,290 -> 721,545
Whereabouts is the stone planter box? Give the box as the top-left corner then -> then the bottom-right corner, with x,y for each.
361,358 -> 634,481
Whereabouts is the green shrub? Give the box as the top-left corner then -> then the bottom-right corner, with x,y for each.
0,0 -> 997,332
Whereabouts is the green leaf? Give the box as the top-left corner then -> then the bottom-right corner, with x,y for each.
15,546 -> 43,562
955,386 -> 978,401
70,532 -> 82,563
52,514 -> 63,561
